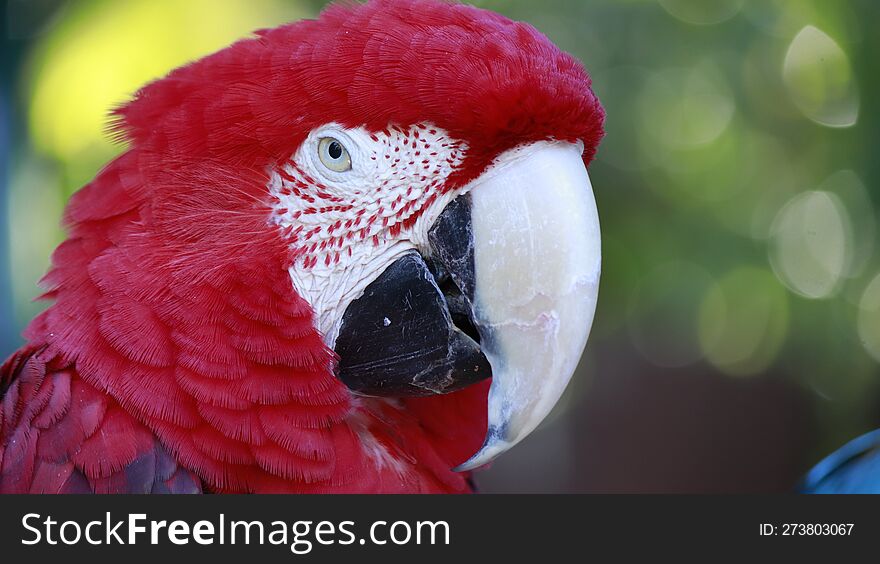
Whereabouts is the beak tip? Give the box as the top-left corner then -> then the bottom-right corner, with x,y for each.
452,448 -> 497,473
452,426 -> 510,472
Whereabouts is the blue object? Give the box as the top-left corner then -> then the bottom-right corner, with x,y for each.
801,429 -> 880,494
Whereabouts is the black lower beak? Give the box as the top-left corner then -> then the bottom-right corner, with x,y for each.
334,195 -> 491,396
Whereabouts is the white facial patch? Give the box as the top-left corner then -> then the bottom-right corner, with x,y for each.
268,123 -> 468,347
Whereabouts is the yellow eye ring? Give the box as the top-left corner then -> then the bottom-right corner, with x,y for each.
318,137 -> 352,172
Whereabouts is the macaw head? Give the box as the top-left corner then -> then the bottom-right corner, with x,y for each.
32,0 -> 604,490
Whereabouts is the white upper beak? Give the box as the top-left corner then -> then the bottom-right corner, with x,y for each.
455,141 -> 601,471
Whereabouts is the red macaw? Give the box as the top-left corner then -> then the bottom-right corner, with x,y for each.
0,0 -> 603,493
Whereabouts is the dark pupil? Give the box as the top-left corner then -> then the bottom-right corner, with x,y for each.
328,141 -> 343,160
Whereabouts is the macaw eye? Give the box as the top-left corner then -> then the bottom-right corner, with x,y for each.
317,137 -> 352,172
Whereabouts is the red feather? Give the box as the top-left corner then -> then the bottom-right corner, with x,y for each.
1,0 -> 602,493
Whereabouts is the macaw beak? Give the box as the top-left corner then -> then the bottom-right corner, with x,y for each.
334,141 -> 601,470
448,142 -> 601,470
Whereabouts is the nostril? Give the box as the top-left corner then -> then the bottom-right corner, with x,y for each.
424,257 -> 449,285
425,255 -> 481,344
441,279 -> 481,345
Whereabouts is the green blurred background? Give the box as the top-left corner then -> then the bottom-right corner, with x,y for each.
2,0 -> 879,492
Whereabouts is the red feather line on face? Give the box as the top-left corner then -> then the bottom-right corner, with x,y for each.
272,123 -> 462,271
6,0 -> 603,493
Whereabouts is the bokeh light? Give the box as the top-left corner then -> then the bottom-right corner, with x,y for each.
26,0 -> 302,188
818,170 -> 875,281
782,25 -> 859,128
699,267 -> 789,376
858,274 -> 880,364
637,63 -> 735,151
658,0 -> 744,26
769,191 -> 851,299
